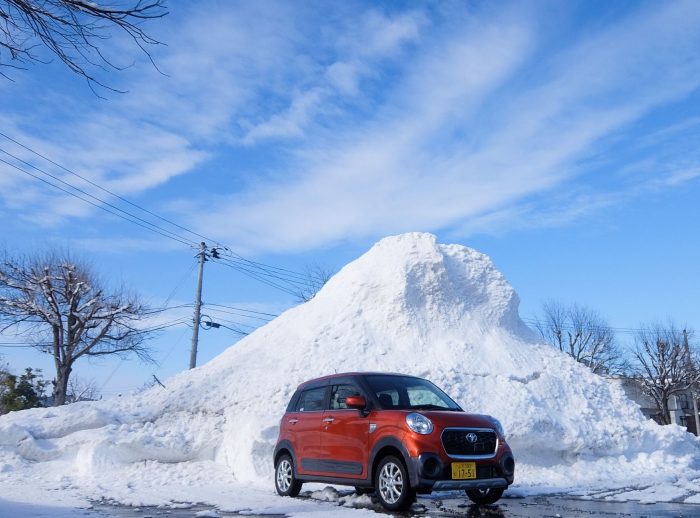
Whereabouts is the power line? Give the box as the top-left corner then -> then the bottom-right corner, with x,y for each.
212,256 -> 304,297
0,157 -> 196,248
161,260 -> 198,309
0,130 -> 219,248
0,130 -> 328,297
218,248 -> 316,283
213,322 -> 248,335
0,305 -> 190,324
0,146 -> 201,247
1,158 -> 316,293
202,303 -> 279,318
0,319 -> 190,349
220,255 -> 316,287
202,305 -> 274,322
204,315 -> 258,331
0,131 -> 318,280
153,325 -> 190,373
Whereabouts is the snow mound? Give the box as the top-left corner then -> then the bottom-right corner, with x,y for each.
1,232 -> 698,504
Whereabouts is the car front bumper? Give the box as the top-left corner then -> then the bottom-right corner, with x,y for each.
431,477 -> 508,491
407,451 -> 515,493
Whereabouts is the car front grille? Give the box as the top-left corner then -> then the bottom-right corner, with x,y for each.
441,428 -> 498,457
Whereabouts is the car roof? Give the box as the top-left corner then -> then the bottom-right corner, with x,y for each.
296,371 -> 418,390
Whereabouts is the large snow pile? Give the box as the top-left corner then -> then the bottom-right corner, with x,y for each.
1,232 -> 699,508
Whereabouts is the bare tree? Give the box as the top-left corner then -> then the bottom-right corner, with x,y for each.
631,322 -> 700,425
0,0 -> 167,90
293,264 -> 335,303
0,251 -> 153,405
67,375 -> 100,402
534,300 -> 625,375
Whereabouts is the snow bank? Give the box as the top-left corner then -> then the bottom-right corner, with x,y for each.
1,232 -> 699,507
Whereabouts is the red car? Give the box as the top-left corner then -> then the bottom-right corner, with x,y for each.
273,372 -> 515,511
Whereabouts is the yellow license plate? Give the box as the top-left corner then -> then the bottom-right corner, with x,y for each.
451,462 -> 476,480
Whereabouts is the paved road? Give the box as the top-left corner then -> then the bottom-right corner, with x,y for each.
418,495 -> 699,517
95,494 -> 700,517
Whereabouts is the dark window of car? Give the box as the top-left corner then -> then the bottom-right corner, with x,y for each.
365,375 -> 461,411
286,391 -> 300,413
295,387 -> 327,412
330,384 -> 361,410
376,389 -> 399,407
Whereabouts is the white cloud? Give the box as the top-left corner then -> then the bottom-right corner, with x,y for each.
239,7 -> 424,145
2,1 -> 700,254
0,114 -> 208,226
657,168 -> 700,188
182,0 -> 700,253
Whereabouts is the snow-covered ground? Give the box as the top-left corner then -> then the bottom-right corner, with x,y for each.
1,233 -> 699,515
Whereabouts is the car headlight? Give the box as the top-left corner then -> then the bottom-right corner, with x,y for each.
406,413 -> 433,434
490,417 -> 505,438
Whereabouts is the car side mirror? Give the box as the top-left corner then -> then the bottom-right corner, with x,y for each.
345,395 -> 366,409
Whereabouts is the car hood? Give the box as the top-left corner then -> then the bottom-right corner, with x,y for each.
416,411 -> 498,431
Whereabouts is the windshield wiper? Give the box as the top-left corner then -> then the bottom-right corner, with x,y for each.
410,404 -> 454,411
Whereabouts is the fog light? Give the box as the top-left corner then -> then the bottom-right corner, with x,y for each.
422,457 -> 441,479
502,456 -> 515,474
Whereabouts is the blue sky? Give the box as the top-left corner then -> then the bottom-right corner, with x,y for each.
1,0 -> 699,396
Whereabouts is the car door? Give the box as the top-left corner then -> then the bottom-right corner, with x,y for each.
292,385 -> 329,476
319,383 -> 370,478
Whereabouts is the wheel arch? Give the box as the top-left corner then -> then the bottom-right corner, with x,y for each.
274,440 -> 297,471
369,437 -> 415,486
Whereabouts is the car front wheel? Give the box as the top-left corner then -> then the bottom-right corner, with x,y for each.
275,454 -> 302,497
465,487 -> 504,505
374,455 -> 415,511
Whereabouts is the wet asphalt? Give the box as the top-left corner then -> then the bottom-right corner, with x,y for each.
92,493 -> 700,518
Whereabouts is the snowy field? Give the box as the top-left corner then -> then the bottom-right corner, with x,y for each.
1,233 -> 699,515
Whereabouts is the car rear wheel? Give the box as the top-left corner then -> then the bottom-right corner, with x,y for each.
465,487 -> 504,505
275,454 -> 302,497
374,455 -> 415,511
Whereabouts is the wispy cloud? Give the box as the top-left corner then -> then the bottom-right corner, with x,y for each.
1,1 -> 699,254
240,8 -> 424,145
183,0 -> 700,253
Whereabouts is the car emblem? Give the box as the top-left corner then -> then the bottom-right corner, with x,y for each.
465,432 -> 478,443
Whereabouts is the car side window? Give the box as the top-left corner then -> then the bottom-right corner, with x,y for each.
376,389 -> 400,407
295,387 -> 327,412
330,384 -> 361,410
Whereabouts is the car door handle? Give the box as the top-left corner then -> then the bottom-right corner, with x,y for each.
288,418 -> 298,424
323,417 -> 334,423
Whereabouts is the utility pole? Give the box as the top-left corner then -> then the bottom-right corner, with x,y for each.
189,242 -> 206,369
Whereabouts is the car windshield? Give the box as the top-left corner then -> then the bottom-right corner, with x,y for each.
364,375 -> 462,411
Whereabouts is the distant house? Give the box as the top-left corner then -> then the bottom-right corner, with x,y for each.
607,376 -> 700,436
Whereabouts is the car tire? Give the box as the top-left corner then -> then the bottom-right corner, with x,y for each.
374,455 -> 415,511
465,487 -> 504,505
275,454 -> 302,497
